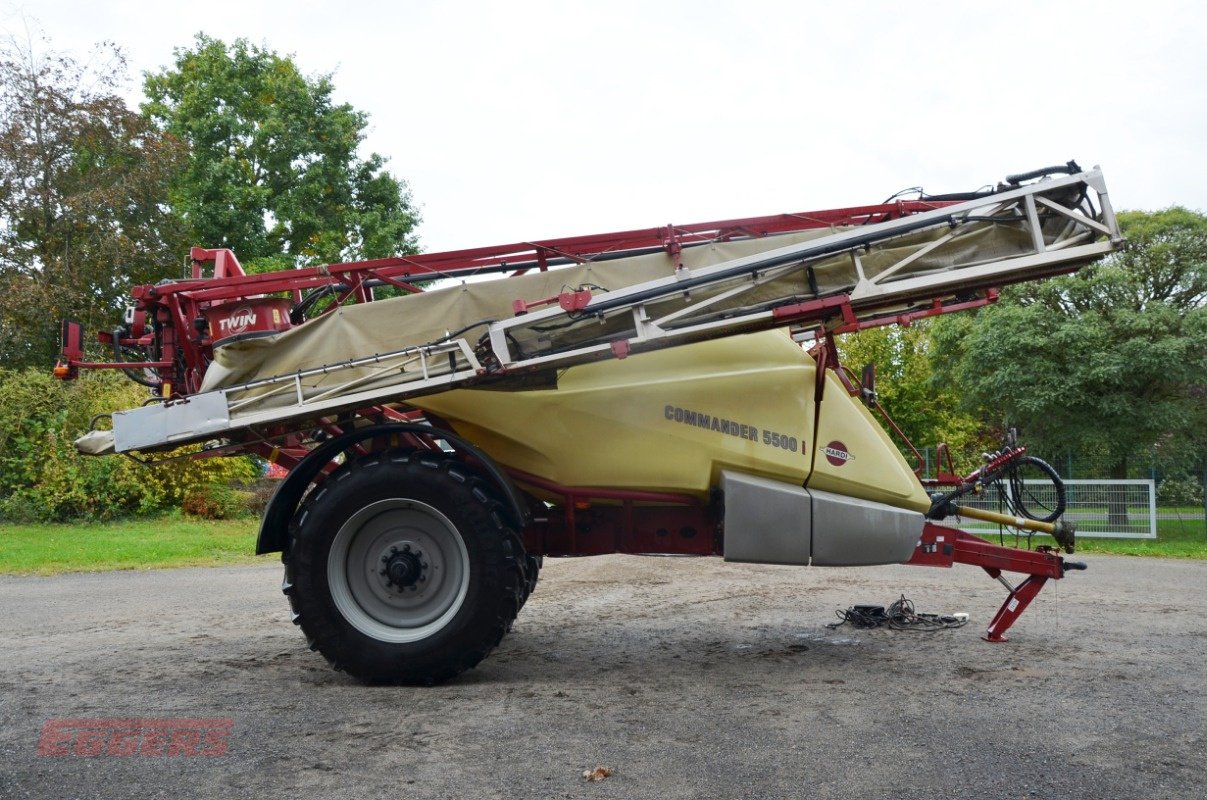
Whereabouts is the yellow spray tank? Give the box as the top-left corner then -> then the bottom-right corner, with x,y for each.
413,329 -> 927,509
412,329 -> 932,567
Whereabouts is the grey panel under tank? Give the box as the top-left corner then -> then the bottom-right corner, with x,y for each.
720,471 -> 812,565
808,489 -> 923,566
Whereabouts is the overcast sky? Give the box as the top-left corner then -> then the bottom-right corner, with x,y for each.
7,0 -> 1206,252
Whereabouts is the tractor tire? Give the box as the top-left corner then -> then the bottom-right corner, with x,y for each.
520,553 -> 543,609
282,450 -> 526,685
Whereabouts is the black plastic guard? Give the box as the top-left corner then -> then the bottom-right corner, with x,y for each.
255,423 -> 531,555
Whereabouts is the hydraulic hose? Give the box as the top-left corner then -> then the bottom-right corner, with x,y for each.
111,326 -> 160,388
1005,160 -> 1082,185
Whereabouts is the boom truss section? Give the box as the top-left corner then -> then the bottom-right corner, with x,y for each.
489,169 -> 1119,368
102,167 -> 1119,455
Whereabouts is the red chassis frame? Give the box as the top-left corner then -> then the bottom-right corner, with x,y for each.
56,199 -> 1083,642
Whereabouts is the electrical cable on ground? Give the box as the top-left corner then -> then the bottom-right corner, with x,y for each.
826,594 -> 969,632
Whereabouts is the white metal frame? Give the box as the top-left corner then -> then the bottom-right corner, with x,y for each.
487,168 -> 1119,369
113,339 -> 481,452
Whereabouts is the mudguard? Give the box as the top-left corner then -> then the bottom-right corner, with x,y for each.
255,422 -> 531,555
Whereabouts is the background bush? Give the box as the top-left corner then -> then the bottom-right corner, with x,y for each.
181,484 -> 250,520
0,367 -> 259,522
1158,475 -> 1205,507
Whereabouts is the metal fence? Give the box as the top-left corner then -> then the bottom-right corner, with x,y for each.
915,447 -> 1207,539
957,479 -> 1157,539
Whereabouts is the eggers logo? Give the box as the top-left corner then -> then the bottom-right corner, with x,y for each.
38,718 -> 232,757
821,441 -> 854,466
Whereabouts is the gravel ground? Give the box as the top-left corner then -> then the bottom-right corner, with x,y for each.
1,553 -> 1204,799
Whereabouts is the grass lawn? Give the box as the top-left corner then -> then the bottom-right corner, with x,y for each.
1,513 -> 1204,576
0,516 -> 264,575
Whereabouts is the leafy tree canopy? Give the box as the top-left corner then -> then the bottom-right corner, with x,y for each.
142,34 -> 419,270
0,34 -> 187,367
836,321 -> 991,472
931,207 -> 1207,476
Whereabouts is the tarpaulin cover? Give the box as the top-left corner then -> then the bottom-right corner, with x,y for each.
199,230 -> 836,397
198,218 -> 1048,408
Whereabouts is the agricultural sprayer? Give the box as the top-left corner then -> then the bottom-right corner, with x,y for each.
56,163 -> 1121,683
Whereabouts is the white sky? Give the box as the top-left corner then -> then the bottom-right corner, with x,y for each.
7,0 -> 1207,252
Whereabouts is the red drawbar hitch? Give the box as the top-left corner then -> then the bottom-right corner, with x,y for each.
908,522 -> 1085,642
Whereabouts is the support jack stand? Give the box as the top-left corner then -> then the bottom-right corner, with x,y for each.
908,523 -> 1086,642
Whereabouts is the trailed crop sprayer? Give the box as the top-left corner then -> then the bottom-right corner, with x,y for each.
56,163 -> 1122,684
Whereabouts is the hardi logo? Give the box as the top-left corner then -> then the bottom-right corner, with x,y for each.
216,307 -> 257,335
821,441 -> 854,466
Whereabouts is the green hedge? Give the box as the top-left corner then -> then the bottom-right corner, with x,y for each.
0,368 -> 258,522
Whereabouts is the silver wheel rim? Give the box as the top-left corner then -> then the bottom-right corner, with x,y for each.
327,498 -> 470,643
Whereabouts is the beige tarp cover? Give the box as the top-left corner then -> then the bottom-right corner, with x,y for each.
200,230 -> 833,395
200,220 -> 1043,408
75,428 -> 117,456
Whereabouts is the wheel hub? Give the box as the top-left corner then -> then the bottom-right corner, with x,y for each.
380,544 -> 427,591
328,498 -> 470,643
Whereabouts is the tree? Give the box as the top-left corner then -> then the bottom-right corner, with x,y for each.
0,34 -> 188,367
932,208 -> 1207,522
142,34 -> 420,270
836,321 -> 990,473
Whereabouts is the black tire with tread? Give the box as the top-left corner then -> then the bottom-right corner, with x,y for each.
282,450 -> 526,685
520,553 -> 542,608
